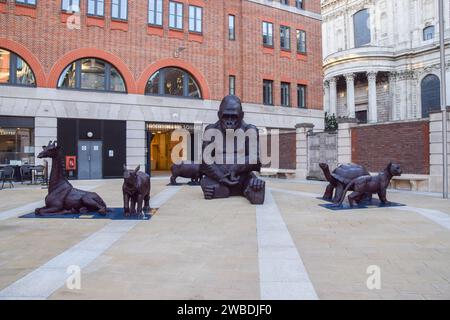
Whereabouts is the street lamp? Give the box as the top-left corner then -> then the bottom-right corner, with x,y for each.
438,0 -> 448,199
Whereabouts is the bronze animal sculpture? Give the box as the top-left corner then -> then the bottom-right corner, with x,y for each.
170,162 -> 202,185
122,165 -> 151,217
319,163 -> 370,203
35,141 -> 108,215
336,162 -> 402,207
200,95 -> 265,204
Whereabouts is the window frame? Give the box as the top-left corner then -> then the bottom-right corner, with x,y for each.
296,29 -> 307,54
263,79 -> 274,106
228,14 -> 236,41
423,26 -> 435,41
353,9 -> 371,47
169,1 -> 184,30
148,0 -> 163,27
111,0 -> 128,21
188,5 -> 203,34
61,0 -> 80,12
297,84 -> 306,108
280,82 -> 291,107
280,25 -> 291,51
229,75 -> 236,96
15,0 -> 37,7
262,21 -> 274,48
86,0 -> 105,18
0,49 -> 36,88
295,0 -> 304,10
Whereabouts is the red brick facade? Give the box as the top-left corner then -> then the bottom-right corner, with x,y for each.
0,0 -> 323,108
351,121 -> 430,174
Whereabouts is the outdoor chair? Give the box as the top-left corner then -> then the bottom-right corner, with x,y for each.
1,166 -> 15,189
33,165 -> 46,185
20,165 -> 33,184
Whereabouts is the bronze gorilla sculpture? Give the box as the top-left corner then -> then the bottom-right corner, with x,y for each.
200,95 -> 265,204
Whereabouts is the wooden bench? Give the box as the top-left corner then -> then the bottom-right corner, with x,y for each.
390,175 -> 429,191
260,168 -> 296,179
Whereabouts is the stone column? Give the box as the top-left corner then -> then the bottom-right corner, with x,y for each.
126,121 -> 147,173
367,71 -> 378,123
329,77 -> 337,116
323,80 -> 330,114
295,123 -> 314,180
337,119 -> 357,164
388,72 -> 398,121
345,73 -> 356,118
429,110 -> 450,193
34,117 -> 57,167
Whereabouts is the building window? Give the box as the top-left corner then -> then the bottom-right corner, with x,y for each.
145,67 -> 202,99
229,75 -> 236,95
228,15 -> 235,40
62,0 -> 80,12
295,0 -> 304,9
263,80 -> 273,105
169,1 -> 183,29
87,0 -> 104,17
0,49 -> 36,86
421,74 -> 441,118
423,26 -> 435,41
281,82 -> 290,107
148,0 -> 163,26
15,0 -> 36,5
0,117 -> 35,166
111,0 -> 127,20
297,84 -> 306,108
353,9 -> 371,47
189,5 -> 202,33
262,21 -> 274,47
57,58 -> 126,93
356,110 -> 367,124
280,25 -> 291,50
296,29 -> 306,54
280,0 -> 289,5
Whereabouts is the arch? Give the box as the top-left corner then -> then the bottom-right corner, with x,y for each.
47,48 -> 136,93
137,58 -> 210,99
421,74 -> 440,118
0,38 -> 46,87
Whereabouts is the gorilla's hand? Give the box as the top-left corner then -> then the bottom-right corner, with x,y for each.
219,176 -> 239,187
250,177 -> 265,191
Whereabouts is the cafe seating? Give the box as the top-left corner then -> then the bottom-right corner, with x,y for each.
20,165 -> 33,184
1,166 -> 15,189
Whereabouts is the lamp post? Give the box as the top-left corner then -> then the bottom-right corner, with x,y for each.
438,0 -> 448,199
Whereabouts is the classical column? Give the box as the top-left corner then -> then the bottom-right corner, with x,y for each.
345,73 -> 356,118
367,71 -> 378,123
323,80 -> 330,114
329,77 -> 337,116
388,72 -> 398,121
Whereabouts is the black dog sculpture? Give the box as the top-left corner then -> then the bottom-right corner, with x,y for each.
35,141 -> 108,215
170,162 -> 202,185
336,162 -> 402,207
123,165 -> 151,217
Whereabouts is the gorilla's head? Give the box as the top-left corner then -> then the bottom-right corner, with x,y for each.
218,95 -> 244,130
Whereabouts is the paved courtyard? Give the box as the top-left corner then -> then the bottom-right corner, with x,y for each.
0,176 -> 449,300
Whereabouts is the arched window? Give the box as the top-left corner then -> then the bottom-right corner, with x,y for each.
57,58 -> 126,92
0,49 -> 36,86
353,9 -> 371,47
421,74 -> 440,118
145,67 -> 202,99
423,26 -> 435,41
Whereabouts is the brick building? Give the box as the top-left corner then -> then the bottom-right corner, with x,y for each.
0,0 -> 323,178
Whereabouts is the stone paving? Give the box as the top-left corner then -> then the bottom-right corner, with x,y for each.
0,176 -> 449,300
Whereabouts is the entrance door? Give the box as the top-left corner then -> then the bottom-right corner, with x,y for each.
78,140 -> 103,179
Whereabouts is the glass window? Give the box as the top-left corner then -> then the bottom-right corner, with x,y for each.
423,26 -> 435,41
262,21 -> 273,47
0,126 -> 35,165
297,84 -> 306,108
148,0 -> 163,26
296,29 -> 306,54
353,9 -> 371,47
280,0 -> 289,5
229,15 -> 235,40
62,0 -> 80,12
57,58 -> 126,93
0,49 -> 36,86
263,80 -> 273,105
15,0 -> 36,5
88,0 -> 104,16
229,75 -> 235,95
280,25 -> 291,50
281,82 -> 290,107
169,1 -> 183,29
295,0 -> 304,9
189,5 -> 202,33
111,0 -> 127,20
145,67 -> 202,99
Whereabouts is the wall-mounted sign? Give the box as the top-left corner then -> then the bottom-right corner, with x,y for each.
109,150 -> 114,157
66,156 -> 77,171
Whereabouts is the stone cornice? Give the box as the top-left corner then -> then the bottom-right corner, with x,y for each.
246,0 -> 322,21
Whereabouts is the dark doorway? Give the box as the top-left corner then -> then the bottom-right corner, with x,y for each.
421,74 -> 441,118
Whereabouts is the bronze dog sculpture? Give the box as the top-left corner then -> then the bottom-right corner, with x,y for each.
319,162 -> 370,203
35,141 -> 108,215
336,162 -> 402,207
123,165 -> 151,217
170,162 -> 202,185
200,95 -> 265,204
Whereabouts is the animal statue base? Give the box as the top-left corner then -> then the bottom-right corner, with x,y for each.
35,141 -> 108,216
